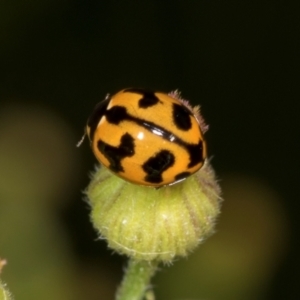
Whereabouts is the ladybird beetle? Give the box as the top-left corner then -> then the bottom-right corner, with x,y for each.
85,88 -> 207,187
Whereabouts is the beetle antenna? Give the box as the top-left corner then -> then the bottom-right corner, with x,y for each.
76,132 -> 86,147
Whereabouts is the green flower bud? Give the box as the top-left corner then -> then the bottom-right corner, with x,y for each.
87,161 -> 221,263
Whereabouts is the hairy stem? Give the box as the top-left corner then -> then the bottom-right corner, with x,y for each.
116,259 -> 158,300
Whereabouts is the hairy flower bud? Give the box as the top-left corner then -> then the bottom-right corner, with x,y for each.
87,160 -> 221,263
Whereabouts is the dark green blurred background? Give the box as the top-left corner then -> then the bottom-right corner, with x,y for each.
0,1 -> 299,299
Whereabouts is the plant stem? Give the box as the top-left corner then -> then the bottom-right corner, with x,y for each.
116,259 -> 158,300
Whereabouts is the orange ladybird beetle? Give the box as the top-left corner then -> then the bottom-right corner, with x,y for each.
84,88 -> 207,187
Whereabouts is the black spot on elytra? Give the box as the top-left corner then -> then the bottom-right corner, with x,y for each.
186,140 -> 204,168
174,171 -> 191,181
123,87 -> 161,108
97,133 -> 135,172
105,106 -> 128,124
87,97 -> 110,141
139,95 -> 160,108
172,103 -> 192,131
138,92 -> 160,108
142,150 -> 175,183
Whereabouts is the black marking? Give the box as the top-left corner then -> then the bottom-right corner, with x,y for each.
105,106 -> 128,124
97,133 -> 135,172
138,92 -> 160,108
174,171 -> 191,181
123,88 -> 161,108
142,150 -> 175,183
172,103 -> 192,131
87,97 -> 110,141
105,106 -> 175,143
138,94 -> 160,108
186,140 -> 204,168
